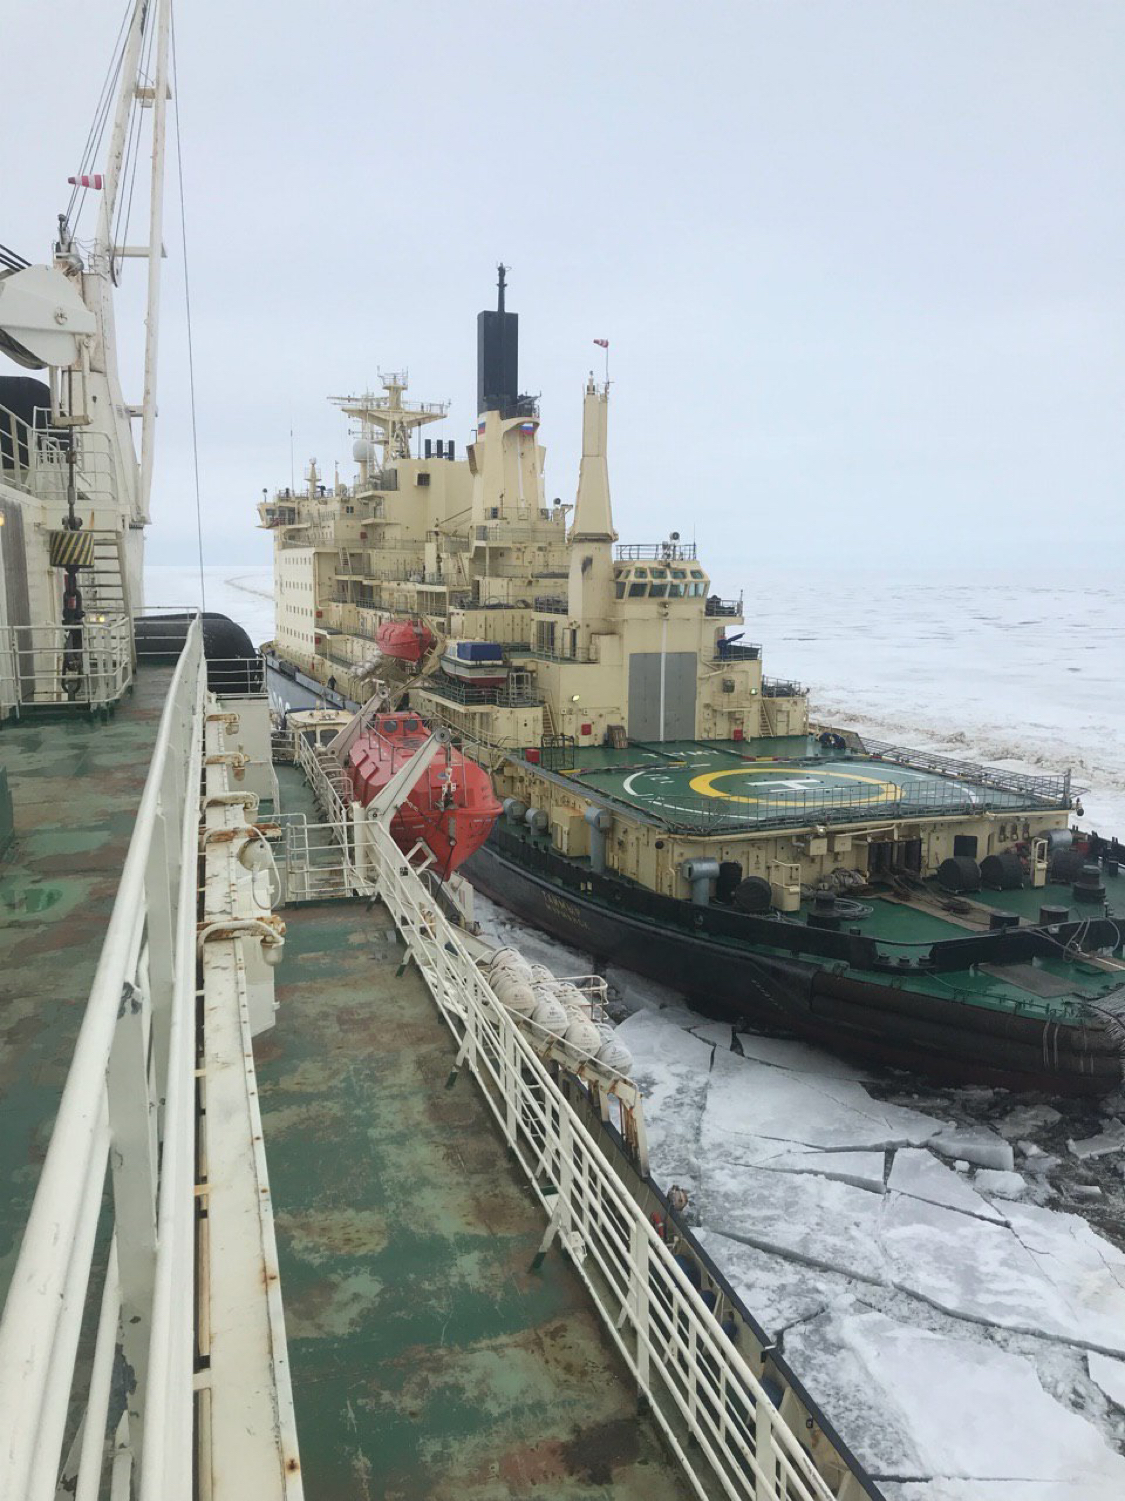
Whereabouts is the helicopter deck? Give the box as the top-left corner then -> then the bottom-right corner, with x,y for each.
550,738 -> 1069,833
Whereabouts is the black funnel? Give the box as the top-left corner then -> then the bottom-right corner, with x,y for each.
476,263 -> 519,416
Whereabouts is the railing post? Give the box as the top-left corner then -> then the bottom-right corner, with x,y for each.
107,968 -> 159,1459
350,803 -> 367,891
504,1024 -> 519,1141
632,1226 -> 651,1390
754,1391 -> 777,1501
146,797 -> 177,1103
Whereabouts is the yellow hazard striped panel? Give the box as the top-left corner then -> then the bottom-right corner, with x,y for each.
48,529 -> 96,568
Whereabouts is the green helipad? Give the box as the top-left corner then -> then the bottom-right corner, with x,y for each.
553,739 -> 1062,832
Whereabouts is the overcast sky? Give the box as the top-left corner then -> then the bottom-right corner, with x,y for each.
4,1 -> 1122,589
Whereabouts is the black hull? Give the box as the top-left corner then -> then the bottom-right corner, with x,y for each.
464,842 -> 1124,1097
265,655 -> 358,717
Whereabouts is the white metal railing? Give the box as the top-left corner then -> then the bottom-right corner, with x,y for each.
361,811 -> 837,1501
0,400 -> 121,510
294,729 -> 353,833
0,617 -> 133,715
278,813 -> 356,902
0,618 -> 205,1501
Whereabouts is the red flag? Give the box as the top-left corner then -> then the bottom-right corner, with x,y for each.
593,338 -> 609,348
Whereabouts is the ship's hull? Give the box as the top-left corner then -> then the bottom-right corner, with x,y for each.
266,654 -> 357,716
464,840 -> 1124,1096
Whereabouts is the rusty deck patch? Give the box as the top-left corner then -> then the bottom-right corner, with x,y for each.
0,668 -> 174,1299
259,887 -> 693,1499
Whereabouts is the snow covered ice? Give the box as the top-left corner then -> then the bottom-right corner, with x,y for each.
617,1008 -> 1125,1495
783,1310 -> 1125,1496
886,1148 -> 1005,1222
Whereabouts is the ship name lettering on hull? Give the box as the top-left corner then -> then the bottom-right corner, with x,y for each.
542,890 -> 590,931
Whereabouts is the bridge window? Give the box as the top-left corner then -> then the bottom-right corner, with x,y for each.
650,583 -> 668,597
628,583 -> 647,598
615,581 -> 626,599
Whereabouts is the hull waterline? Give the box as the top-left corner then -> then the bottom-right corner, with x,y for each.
464,841 -> 1125,1097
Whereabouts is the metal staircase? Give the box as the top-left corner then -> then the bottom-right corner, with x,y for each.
542,696 -> 559,738
85,529 -> 131,620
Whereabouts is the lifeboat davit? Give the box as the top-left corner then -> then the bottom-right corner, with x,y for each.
375,618 -> 435,665
347,711 -> 501,873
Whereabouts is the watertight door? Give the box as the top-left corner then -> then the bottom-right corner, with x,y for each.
627,651 -> 697,741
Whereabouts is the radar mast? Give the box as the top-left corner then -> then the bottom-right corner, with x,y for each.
330,373 -> 448,479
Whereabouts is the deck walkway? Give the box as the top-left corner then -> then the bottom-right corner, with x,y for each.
0,668 -> 172,1299
259,895 -> 693,1500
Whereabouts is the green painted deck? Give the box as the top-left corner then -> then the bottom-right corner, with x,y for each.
258,897 -> 692,1501
971,878 -> 1125,923
0,670 -> 173,1302
554,740 -> 1047,830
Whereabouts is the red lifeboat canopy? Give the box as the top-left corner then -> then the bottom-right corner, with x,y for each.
375,619 -> 435,665
347,711 -> 501,873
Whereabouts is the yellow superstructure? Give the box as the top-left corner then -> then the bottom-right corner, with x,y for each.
261,279 -> 1074,912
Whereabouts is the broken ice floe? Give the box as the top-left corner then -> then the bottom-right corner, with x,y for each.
1068,1119 -> 1125,1160
700,1044 -> 937,1153
887,1486 -> 1125,1501
698,1160 -> 890,1285
783,1309 -> 1125,1490
972,1167 -> 1027,1200
929,1124 -> 1015,1173
1088,1350 -> 1125,1411
733,1029 -> 874,1080
617,1010 -> 714,1189
617,1004 -> 1125,1498
886,1148 -> 1005,1222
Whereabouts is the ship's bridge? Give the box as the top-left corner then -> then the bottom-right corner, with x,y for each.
614,562 -> 710,600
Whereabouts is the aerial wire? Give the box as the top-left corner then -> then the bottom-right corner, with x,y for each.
170,2 -> 207,612
64,0 -> 133,235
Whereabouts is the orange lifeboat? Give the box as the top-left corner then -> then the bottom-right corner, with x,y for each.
375,619 -> 435,665
347,711 -> 501,873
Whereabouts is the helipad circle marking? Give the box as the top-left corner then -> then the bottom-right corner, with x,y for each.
687,765 -> 901,806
